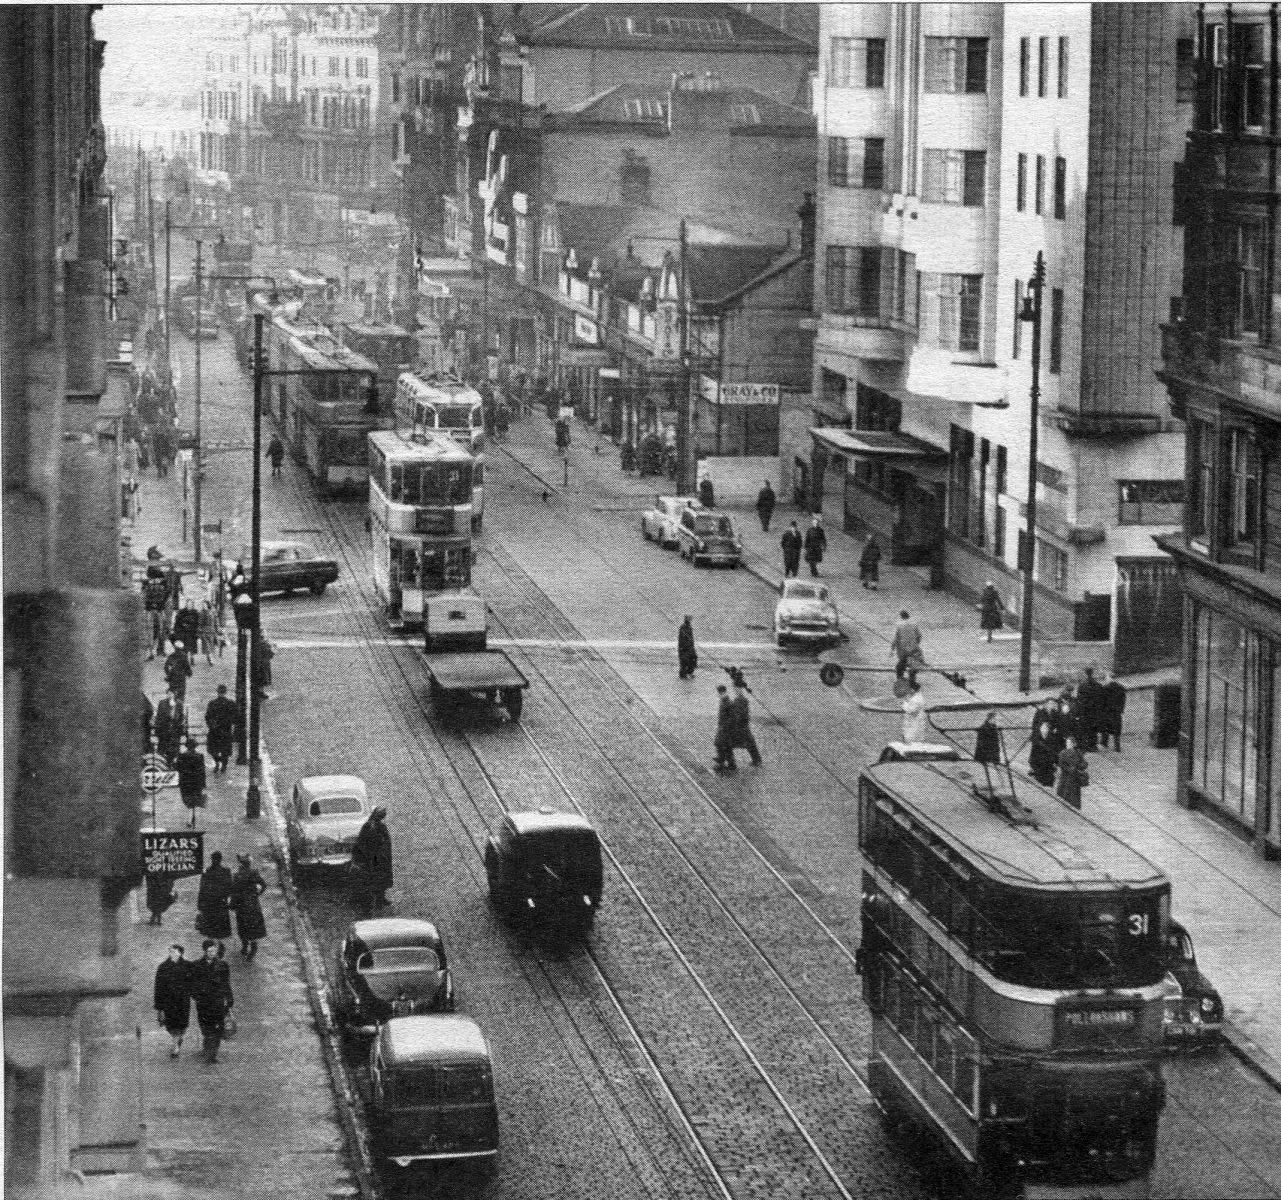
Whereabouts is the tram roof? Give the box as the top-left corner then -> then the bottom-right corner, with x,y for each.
343,321 -> 411,339
863,760 -> 1168,892
286,334 -> 377,374
368,428 -> 474,461
398,372 -> 483,404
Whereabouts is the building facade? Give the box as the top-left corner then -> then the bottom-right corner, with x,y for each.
1158,4 -> 1281,856
806,3 -> 1193,672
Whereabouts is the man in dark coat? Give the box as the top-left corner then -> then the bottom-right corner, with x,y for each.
698,476 -> 715,509
1056,736 -> 1090,810
154,693 -> 184,765
728,674 -> 763,766
195,851 -> 233,941
1028,701 -> 1060,787
780,522 -> 803,578
352,806 -> 393,910
230,853 -> 268,960
677,616 -> 698,680
1100,675 -> 1127,751
974,713 -> 1002,765
252,637 -> 274,697
1076,668 -> 1104,751
153,944 -> 192,1058
713,685 -> 737,772
164,643 -> 192,703
803,517 -> 827,577
859,537 -> 882,589
173,601 -> 200,663
979,582 -> 1006,642
267,433 -> 285,477
189,940 -> 233,1064
204,684 -> 238,773
142,565 -> 169,659
754,480 -> 776,532
176,738 -> 206,827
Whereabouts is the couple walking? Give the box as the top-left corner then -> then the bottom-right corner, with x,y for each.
714,669 -> 762,771
153,940 -> 235,1063
780,517 -> 827,578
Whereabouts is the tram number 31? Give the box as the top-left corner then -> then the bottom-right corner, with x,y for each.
1127,913 -> 1150,936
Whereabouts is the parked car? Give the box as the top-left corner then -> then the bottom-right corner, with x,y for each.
774,579 -> 841,646
287,774 -> 369,876
676,508 -> 742,568
485,808 -> 603,941
1162,918 -> 1223,1047
334,918 -> 455,1037
641,494 -> 701,549
368,1015 -> 498,1171
243,539 -> 339,596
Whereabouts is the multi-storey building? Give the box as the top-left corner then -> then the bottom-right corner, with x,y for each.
807,4 -> 1193,673
1158,5 -> 1281,856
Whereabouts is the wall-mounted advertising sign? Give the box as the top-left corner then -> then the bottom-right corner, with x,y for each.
573,314 -> 598,344
140,831 -> 205,878
718,382 -> 780,405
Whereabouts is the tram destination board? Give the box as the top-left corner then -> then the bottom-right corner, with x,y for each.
1056,1002 -> 1142,1048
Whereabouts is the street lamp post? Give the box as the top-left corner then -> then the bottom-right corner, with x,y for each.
194,238 -> 203,561
1017,252 -> 1047,694
246,312 -> 265,820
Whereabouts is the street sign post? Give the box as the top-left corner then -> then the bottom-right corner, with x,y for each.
141,752 -> 178,828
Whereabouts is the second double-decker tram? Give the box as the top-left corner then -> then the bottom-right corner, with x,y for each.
367,429 -> 475,630
858,759 -> 1170,1198
397,372 -> 486,452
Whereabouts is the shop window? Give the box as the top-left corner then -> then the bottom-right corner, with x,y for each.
922,150 -> 986,206
1117,480 -> 1185,526
1035,538 -> 1069,592
852,384 -> 901,500
1224,429 -> 1261,555
831,37 -> 886,89
923,37 -> 988,94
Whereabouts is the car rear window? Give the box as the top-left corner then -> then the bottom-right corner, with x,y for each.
396,1065 -> 491,1106
365,946 -> 439,972
310,794 -> 364,816
788,584 -> 821,600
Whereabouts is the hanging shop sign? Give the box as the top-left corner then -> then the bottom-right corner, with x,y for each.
718,382 -> 780,406
573,314 -> 598,344
655,302 -> 680,361
140,831 -> 205,878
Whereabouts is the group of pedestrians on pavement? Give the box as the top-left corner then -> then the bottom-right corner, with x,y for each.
1026,668 -> 1128,809
714,668 -> 763,772
779,516 -> 828,578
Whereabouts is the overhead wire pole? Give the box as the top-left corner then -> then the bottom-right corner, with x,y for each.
677,217 -> 691,495
1018,251 -> 1046,694
246,312 -> 265,820
194,238 -> 203,562
164,199 -> 171,368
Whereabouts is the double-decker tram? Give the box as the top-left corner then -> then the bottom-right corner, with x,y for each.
397,371 -> 486,452
367,429 -> 476,631
341,321 -> 417,409
858,759 -> 1170,1199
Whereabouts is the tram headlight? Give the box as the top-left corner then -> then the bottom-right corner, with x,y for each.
1200,997 -> 1217,1015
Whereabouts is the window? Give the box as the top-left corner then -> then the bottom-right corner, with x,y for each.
1019,37 -> 1029,97
328,56 -> 339,76
356,56 -> 368,79
1036,538 -> 1069,591
391,72 -> 400,103
828,136 -> 851,187
922,150 -> 986,206
500,63 -> 523,103
1054,156 -> 1066,219
863,138 -> 886,190
1176,38 -> 1196,104
1235,24 -> 1267,130
831,37 -> 885,89
623,98 -> 665,121
1225,429 -> 1260,551
1189,419 -> 1214,545
1049,287 -> 1063,373
1057,37 -> 1069,98
730,103 -> 761,124
853,384 -> 902,498
1037,37 -> 1049,97
1209,223 -> 1265,338
940,274 -> 982,351
1013,280 -> 1024,358
949,425 -> 974,537
826,246 -> 882,318
892,250 -> 916,324
994,446 -> 1008,559
1016,153 -> 1027,212
923,37 -> 989,94
830,137 -> 884,189
1118,481 -> 1185,526
1034,155 -> 1045,215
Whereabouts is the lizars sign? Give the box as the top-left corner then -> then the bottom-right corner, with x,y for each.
140,831 -> 205,878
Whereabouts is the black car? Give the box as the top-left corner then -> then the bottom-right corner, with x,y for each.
245,540 -> 339,597
333,918 -> 455,1037
485,809 -> 603,940
1163,918 -> 1224,1047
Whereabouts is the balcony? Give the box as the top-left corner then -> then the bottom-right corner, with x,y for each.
1160,322 -> 1281,422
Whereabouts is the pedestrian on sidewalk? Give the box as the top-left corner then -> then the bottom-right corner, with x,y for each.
728,668 -> 763,766
974,712 -> 1002,765
620,441 -> 636,474
859,537 -> 882,590
190,940 -> 234,1064
1056,689 -> 1081,745
154,693 -> 184,765
901,676 -> 929,743
252,637 -> 274,697
698,476 -> 716,510
142,564 -> 169,660
803,516 -> 827,577
781,521 -> 802,578
164,642 -> 193,704
714,685 -> 737,772
267,433 -> 285,479
176,738 -> 207,828
197,601 -> 218,664
1076,667 -> 1104,751
195,851 -> 233,942
677,616 -> 698,679
1056,736 -> 1090,811
204,684 -> 237,773
141,691 -> 154,747
1100,674 -> 1127,751
979,582 -> 1006,642
755,480 -> 776,532
891,611 -> 924,680
153,944 -> 192,1059
163,559 -> 183,644
173,601 -> 200,664
152,423 -> 173,478
230,854 -> 268,960
136,425 -> 152,473
1028,704 -> 1059,788
145,873 -> 178,926
352,807 -> 394,912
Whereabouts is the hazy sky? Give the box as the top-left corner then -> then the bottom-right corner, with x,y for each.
96,5 -> 241,95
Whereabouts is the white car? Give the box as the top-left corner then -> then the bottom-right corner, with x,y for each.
641,495 -> 702,549
774,579 -> 840,646
287,775 -> 370,876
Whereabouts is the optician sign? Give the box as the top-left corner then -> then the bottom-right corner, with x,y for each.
140,831 -> 205,878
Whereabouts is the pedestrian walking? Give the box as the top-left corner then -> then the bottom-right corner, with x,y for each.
164,642 -> 193,703
1028,710 -> 1059,788
197,601 -> 218,664
755,480 -> 776,532
859,537 -> 882,590
172,600 -> 200,663
979,581 -> 1006,642
974,712 -> 1002,765
176,737 -> 206,827
252,637 -> 274,697
163,559 -> 183,644
204,684 -> 238,773
728,671 -> 763,766
891,611 -> 924,679
803,516 -> 827,577
230,854 -> 268,960
145,873 -> 177,926
142,564 -> 169,660
781,521 -> 803,578
1056,690 -> 1081,745
152,423 -> 172,478
195,850 -> 233,941
1100,674 -> 1127,751
698,476 -> 715,509
1076,668 -> 1104,751
154,693 -> 184,765
351,806 -> 393,911
1056,736 -> 1090,811
267,433 -> 286,478
136,426 -> 152,472
153,944 -> 192,1059
677,616 -> 698,679
901,676 -> 929,743
189,940 -> 233,1064
713,685 -> 737,772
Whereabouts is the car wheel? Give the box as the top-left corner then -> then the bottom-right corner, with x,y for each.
309,581 -> 327,596
776,632 -> 789,648
641,521 -> 651,541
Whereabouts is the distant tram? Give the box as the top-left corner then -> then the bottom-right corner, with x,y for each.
858,759 -> 1169,1198
341,321 -> 417,411
396,372 -> 485,452
368,429 -> 476,630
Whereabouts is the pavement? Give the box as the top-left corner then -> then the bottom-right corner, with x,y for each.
83,456 -> 364,1200
500,405 -> 1281,1091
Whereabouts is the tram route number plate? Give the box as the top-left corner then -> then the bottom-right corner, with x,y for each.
1060,1007 -> 1137,1029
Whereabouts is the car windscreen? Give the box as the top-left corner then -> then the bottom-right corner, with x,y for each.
310,794 -> 363,817
521,830 -> 602,875
786,584 -> 823,601
692,514 -> 734,537
365,946 -> 439,972
395,1064 -> 491,1106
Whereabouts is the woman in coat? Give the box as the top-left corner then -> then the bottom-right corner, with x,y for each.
352,807 -> 394,911
153,944 -> 192,1059
979,582 -> 1005,642
230,854 -> 268,960
677,616 -> 698,680
858,537 -> 881,589
803,517 -> 827,578
189,940 -> 233,1064
1056,736 -> 1090,811
1028,702 -> 1060,787
974,712 -> 1002,765
195,850 -> 233,940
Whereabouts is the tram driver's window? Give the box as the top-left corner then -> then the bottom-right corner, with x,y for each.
402,550 -> 419,585
390,466 -> 403,502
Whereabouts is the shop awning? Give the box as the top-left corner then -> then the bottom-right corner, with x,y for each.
885,385 -> 1008,409
810,427 -> 949,483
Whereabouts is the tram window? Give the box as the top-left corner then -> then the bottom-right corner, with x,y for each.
882,968 -> 900,1025
401,549 -> 420,586
390,466 -> 403,502
954,1055 -> 977,1114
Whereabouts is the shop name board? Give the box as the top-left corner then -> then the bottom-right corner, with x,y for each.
140,831 -> 205,878
719,382 -> 780,406
574,314 -> 598,345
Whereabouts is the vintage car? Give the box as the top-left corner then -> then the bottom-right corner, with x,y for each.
1162,918 -> 1224,1046
242,539 -> 339,597
773,579 -> 841,646
334,918 -> 456,1037
641,494 -> 701,549
287,774 -> 369,876
485,808 -> 603,941
676,508 -> 743,568
368,1015 -> 497,1171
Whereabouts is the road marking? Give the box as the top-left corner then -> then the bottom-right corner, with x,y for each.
266,636 -> 779,653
